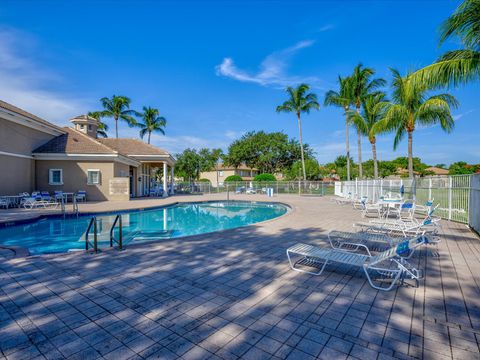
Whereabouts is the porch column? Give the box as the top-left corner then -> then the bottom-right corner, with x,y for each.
163,162 -> 168,197
170,166 -> 175,195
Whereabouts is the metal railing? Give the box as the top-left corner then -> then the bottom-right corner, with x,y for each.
109,215 -> 123,250
85,216 -> 98,253
174,181 -> 335,196
335,174 -> 476,224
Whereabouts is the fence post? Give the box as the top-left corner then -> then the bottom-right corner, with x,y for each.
428,178 -> 432,200
448,176 -> 453,220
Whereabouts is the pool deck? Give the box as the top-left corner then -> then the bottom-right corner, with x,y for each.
1,194 -> 480,359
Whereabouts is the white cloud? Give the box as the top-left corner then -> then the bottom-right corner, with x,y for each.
453,109 -> 475,121
317,24 -> 334,32
215,40 -> 323,88
0,28 -> 88,125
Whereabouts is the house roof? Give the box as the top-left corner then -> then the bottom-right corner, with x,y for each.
0,99 -> 65,133
33,127 -> 118,154
425,166 -> 449,175
97,138 -> 170,156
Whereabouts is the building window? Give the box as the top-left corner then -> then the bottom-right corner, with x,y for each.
49,169 -> 63,185
87,169 -> 101,185
88,124 -> 92,130
80,124 -> 85,129
219,171 -> 224,177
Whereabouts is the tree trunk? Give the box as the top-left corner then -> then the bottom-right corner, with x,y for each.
115,116 -> 119,139
297,113 -> 307,181
345,108 -> 350,181
148,131 -> 151,144
371,139 -> 378,179
356,107 -> 363,179
408,130 -> 414,178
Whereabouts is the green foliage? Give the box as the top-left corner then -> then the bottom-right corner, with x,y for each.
175,148 -> 224,181
138,106 -> 166,144
98,95 -> 139,138
87,111 -> 109,138
198,178 -> 211,183
285,159 -> 321,180
410,0 -> 480,88
449,161 -> 480,174
253,173 -> 276,182
223,131 -> 312,174
224,175 -> 243,182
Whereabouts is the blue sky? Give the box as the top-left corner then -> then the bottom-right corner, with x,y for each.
0,0 -> 478,165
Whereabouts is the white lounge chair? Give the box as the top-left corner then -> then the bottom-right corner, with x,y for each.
75,190 -> 87,202
0,197 -> 8,209
287,235 -> 426,291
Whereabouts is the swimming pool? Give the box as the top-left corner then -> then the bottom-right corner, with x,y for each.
0,201 -> 288,254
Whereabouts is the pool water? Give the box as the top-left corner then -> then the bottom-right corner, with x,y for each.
0,201 -> 288,254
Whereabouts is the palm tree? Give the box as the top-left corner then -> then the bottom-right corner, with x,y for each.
138,106 -> 167,144
410,0 -> 480,88
276,84 -> 320,181
324,76 -> 354,181
349,92 -> 387,179
374,69 -> 459,178
350,64 -> 386,178
87,111 -> 109,138
99,95 -> 138,138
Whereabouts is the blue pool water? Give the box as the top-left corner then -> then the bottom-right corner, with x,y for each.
0,201 -> 288,254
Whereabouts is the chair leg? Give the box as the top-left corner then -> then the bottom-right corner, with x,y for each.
363,264 -> 403,291
287,250 -> 328,276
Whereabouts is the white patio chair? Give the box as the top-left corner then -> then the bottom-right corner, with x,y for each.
287,235 -> 426,291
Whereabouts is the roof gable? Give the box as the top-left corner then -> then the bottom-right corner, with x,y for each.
97,138 -> 170,156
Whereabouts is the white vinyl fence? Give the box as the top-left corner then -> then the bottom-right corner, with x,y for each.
335,174 -> 475,225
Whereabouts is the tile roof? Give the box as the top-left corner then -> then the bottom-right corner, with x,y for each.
97,138 -> 170,156
0,100 -> 64,132
33,128 -> 117,154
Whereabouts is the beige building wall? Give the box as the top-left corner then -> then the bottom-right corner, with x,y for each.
0,155 -> 35,195
35,160 -> 124,201
200,169 -> 235,186
0,119 -> 58,195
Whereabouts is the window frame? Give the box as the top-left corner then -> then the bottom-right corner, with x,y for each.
49,169 -> 63,185
87,169 -> 101,185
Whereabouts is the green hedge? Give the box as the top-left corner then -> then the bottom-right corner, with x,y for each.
253,173 -> 276,182
224,175 -> 243,182
198,178 -> 211,183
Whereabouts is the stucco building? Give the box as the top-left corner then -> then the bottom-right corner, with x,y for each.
200,164 -> 259,186
0,100 -> 175,201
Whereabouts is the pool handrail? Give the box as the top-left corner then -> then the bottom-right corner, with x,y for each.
109,214 -> 123,250
85,216 -> 98,253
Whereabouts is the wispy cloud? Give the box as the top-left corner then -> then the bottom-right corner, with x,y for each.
0,27 -> 88,124
317,24 -> 334,32
453,109 -> 475,121
215,40 -> 323,88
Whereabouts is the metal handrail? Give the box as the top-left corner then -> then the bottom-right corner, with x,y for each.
73,197 -> 79,217
109,215 -> 123,250
85,216 -> 98,253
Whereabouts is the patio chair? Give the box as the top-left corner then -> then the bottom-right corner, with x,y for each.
0,197 -> 8,209
41,191 -> 52,201
388,200 -> 416,221
353,196 -> 368,210
75,190 -> 87,202
54,191 -> 64,203
361,201 -> 383,218
287,235 -> 425,291
328,230 -> 397,255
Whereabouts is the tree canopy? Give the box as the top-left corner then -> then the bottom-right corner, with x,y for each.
223,131 -> 312,174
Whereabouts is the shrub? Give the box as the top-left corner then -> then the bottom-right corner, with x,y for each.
224,175 -> 243,182
253,173 -> 276,182
198,178 -> 211,183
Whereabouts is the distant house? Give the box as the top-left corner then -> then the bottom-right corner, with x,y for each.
425,166 -> 449,176
200,164 -> 259,186
0,100 -> 175,200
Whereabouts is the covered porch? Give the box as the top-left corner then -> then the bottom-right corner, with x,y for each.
129,156 -> 175,198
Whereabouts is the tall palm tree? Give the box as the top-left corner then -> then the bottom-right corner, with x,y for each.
374,69 -> 459,178
349,92 -> 388,179
350,64 -> 386,178
99,95 -> 138,138
324,76 -> 354,181
410,0 -> 480,88
138,106 -> 167,144
87,111 -> 109,138
276,83 -> 320,181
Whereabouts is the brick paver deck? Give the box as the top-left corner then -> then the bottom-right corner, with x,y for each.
1,194 -> 479,359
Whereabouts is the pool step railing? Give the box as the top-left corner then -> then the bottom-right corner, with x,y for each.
109,215 -> 123,250
85,216 -> 98,253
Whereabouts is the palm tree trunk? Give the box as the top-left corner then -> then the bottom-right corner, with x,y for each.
115,116 -> 119,139
371,140 -> 378,179
357,129 -> 363,179
297,113 -> 307,181
408,130 -> 414,178
345,109 -> 350,181
148,131 -> 151,144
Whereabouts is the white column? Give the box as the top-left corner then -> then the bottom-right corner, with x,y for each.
163,162 -> 168,197
170,166 -> 175,195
